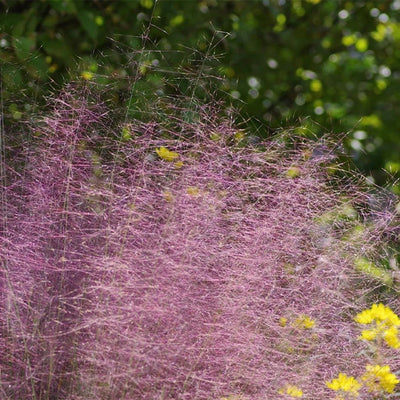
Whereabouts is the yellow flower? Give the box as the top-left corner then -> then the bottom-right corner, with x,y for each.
286,166 -> 301,178
355,303 -> 400,326
155,146 -> 179,161
81,71 -> 94,80
355,304 -> 400,348
174,160 -> 184,168
234,130 -> 245,143
279,317 -> 287,327
163,190 -> 173,202
384,326 -> 400,348
186,186 -> 200,196
279,384 -> 303,397
360,328 -> 379,341
362,364 -> 399,394
326,373 -> 361,397
48,64 -> 58,73
294,315 -> 315,329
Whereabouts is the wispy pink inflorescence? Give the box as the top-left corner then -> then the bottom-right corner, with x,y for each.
1,89 -> 398,400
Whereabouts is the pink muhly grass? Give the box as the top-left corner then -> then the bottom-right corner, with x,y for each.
0,88 -> 399,400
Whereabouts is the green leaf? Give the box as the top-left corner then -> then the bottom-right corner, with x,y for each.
42,38 -> 73,63
26,54 -> 48,80
77,10 -> 99,40
47,0 -> 77,13
170,14 -> 184,27
354,257 -> 393,286
12,36 -> 36,61
1,64 -> 23,90
0,13 -> 21,31
140,0 -> 153,9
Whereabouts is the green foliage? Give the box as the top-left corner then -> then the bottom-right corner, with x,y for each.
1,0 -> 400,188
354,256 -> 393,286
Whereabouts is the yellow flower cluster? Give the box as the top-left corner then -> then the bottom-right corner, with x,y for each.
355,303 -> 400,326
278,314 -> 316,330
278,384 -> 303,398
326,365 -> 399,397
326,373 -> 361,397
325,305 -> 400,398
354,303 -> 400,348
362,364 -> 399,394
186,186 -> 200,196
294,315 -> 315,329
155,146 -> 183,168
279,305 -> 399,398
156,146 -> 179,162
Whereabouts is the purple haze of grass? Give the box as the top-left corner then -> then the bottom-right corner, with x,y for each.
0,89 -> 399,400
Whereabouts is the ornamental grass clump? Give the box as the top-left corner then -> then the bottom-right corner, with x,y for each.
1,87 -> 399,399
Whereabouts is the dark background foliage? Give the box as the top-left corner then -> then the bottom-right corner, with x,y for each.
1,0 -> 400,190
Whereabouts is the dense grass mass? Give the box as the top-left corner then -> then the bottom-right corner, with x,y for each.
1,88 -> 399,399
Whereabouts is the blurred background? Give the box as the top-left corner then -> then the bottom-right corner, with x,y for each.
1,0 -> 400,191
